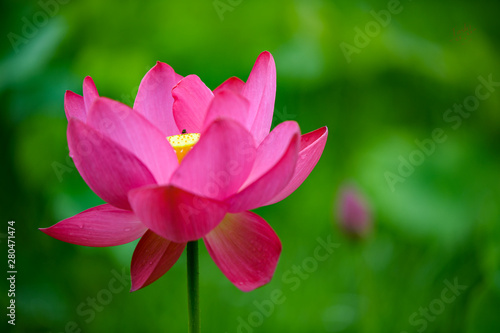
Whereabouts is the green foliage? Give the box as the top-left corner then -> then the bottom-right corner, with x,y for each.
1,0 -> 499,332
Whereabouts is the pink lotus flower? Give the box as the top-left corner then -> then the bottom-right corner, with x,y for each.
41,51 -> 327,292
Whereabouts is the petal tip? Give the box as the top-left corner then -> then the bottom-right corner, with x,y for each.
83,76 -> 96,86
259,50 -> 273,60
152,61 -> 173,73
65,89 -> 79,96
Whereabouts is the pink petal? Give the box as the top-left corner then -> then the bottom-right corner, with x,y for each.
266,127 -> 328,205
87,97 -> 178,184
130,230 -> 186,291
64,90 -> 86,122
128,185 -> 228,243
39,204 -> 147,247
68,118 -> 157,210
244,121 -> 300,186
213,76 -> 245,95
242,51 -> 276,145
134,62 -> 182,136
204,211 -> 281,292
202,90 -> 250,132
83,76 -> 99,112
228,121 -> 300,212
171,118 -> 256,201
172,75 -> 214,133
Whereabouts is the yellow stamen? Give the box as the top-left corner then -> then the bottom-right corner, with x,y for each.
167,132 -> 200,163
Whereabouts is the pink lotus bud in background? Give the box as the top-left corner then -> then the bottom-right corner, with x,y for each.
335,184 -> 372,238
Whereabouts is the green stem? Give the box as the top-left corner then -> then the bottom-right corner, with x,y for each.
187,240 -> 200,333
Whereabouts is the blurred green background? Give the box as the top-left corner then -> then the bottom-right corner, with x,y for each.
1,0 -> 500,332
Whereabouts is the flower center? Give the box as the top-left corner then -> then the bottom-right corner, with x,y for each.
167,131 -> 200,163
